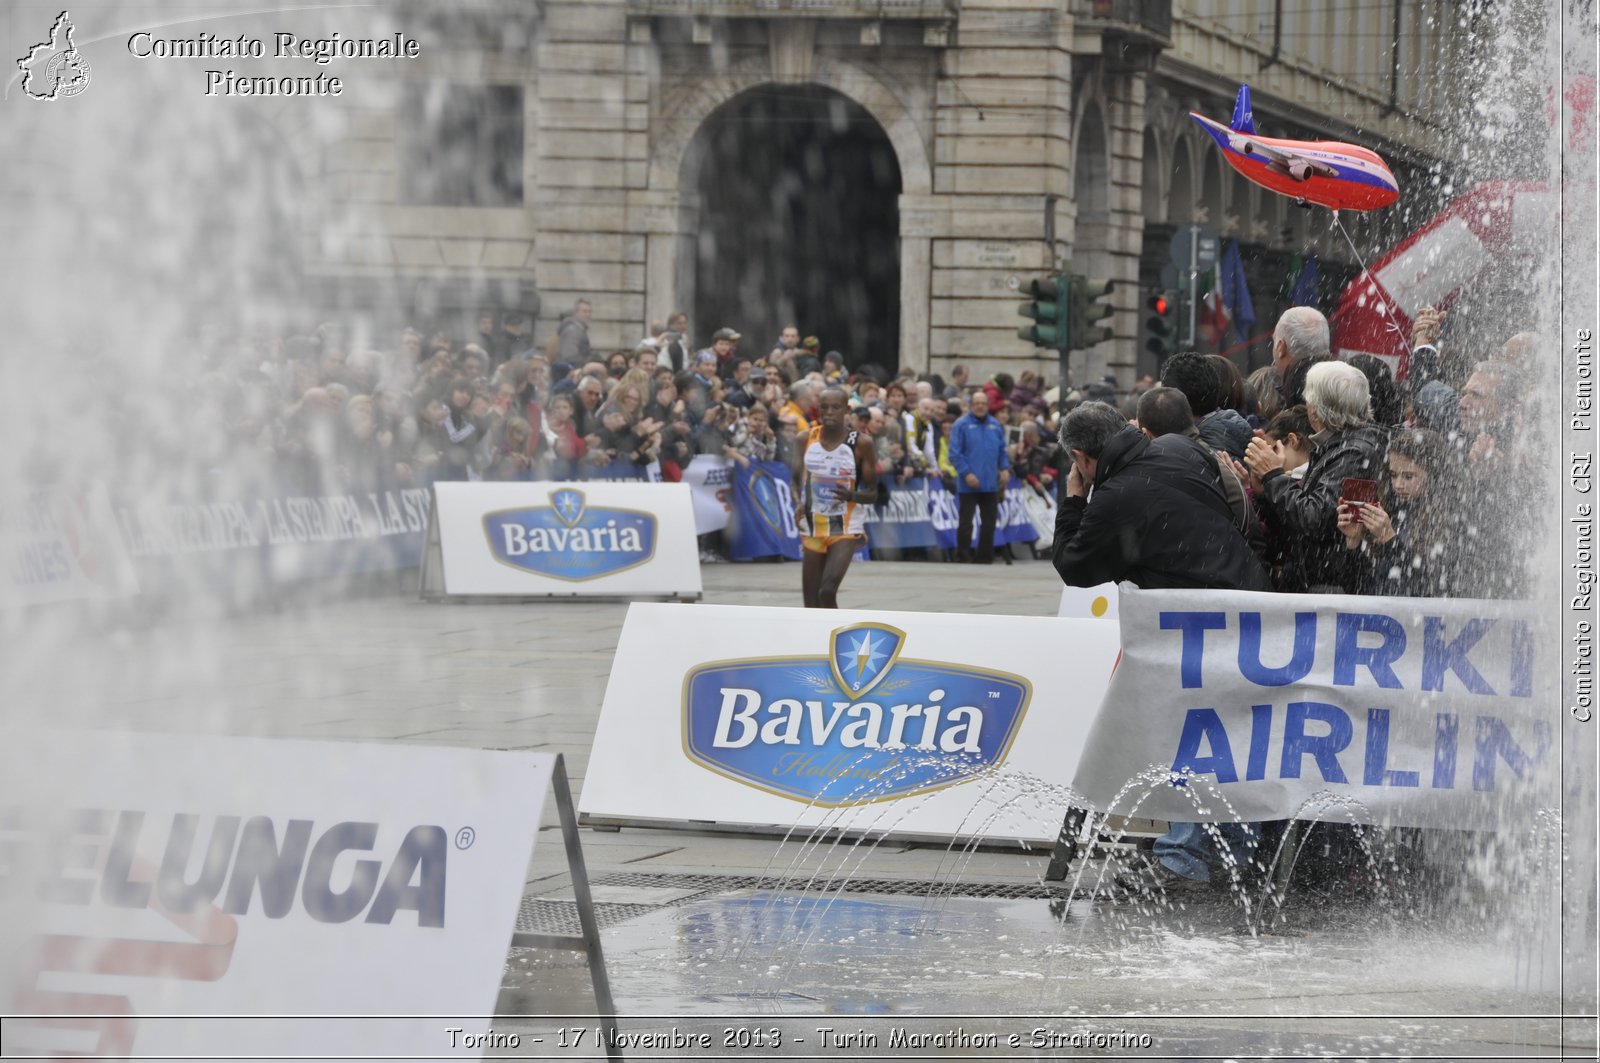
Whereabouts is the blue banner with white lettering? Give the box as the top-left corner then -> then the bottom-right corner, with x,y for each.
1071,587 -> 1557,829
863,477 -> 940,551
927,480 -> 1040,549
586,459 -> 652,482
726,460 -> 803,561
112,487 -> 433,587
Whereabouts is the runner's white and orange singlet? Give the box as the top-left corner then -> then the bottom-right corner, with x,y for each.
800,426 -> 864,538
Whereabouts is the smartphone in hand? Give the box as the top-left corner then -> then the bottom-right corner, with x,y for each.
1340,477 -> 1379,518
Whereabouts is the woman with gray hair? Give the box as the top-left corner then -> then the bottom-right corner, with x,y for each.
1244,360 -> 1387,592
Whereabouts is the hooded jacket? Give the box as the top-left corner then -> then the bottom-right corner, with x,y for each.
1257,422 -> 1388,592
1196,408 -> 1254,462
1053,427 -> 1272,591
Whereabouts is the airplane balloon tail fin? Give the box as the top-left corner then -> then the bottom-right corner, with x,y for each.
1230,84 -> 1256,134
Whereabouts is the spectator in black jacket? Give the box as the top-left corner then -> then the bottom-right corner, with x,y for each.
1054,401 -> 1270,897
1135,387 -> 1261,555
1245,360 -> 1387,593
1052,402 -> 1270,592
1161,352 -> 1251,461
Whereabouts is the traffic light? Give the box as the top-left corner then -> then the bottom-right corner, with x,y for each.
1016,273 -> 1067,350
1068,275 -> 1116,350
1144,290 -> 1174,362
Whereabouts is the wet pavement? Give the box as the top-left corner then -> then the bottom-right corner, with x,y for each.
4,556 -> 1593,1059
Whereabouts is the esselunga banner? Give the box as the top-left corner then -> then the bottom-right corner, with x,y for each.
1070,586 -> 1558,829
680,453 -> 733,533
579,604 -> 1122,843
431,480 -> 701,597
0,730 -> 549,1060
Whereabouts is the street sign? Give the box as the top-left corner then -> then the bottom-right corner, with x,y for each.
1169,224 -> 1221,272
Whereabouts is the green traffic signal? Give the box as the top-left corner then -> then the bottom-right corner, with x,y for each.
1068,275 -> 1116,350
1016,273 -> 1066,348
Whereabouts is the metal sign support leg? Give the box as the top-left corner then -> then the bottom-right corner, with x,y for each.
1043,806 -> 1088,882
509,754 -> 622,1062
417,484 -> 444,599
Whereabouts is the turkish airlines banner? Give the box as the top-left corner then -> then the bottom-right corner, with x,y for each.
1071,586 -> 1557,829
3,486 -> 139,607
0,730 -> 550,1060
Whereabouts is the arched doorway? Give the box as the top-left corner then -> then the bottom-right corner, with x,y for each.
687,85 -> 902,370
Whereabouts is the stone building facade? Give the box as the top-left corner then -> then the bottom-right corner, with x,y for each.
302,0 -> 1469,384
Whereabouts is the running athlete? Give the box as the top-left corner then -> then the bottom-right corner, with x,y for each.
794,386 -> 879,608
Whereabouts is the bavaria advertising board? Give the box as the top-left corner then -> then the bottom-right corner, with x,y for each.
0,730 -> 549,1060
580,604 -> 1121,843
1071,586 -> 1559,829
432,480 -> 701,597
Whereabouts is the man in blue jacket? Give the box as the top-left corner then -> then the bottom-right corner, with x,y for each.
948,390 -> 1010,563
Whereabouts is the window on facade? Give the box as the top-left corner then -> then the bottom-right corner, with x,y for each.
399,83 -> 523,207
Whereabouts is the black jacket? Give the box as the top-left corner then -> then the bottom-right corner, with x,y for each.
1053,427 -> 1272,591
1257,422 -> 1387,592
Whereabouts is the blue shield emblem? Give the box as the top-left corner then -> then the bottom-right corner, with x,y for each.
829,623 -> 905,699
549,488 -> 586,525
482,489 -> 657,581
682,625 -> 1031,806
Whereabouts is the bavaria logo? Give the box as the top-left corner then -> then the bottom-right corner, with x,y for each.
747,467 -> 785,535
682,623 -> 1031,806
482,488 -> 656,581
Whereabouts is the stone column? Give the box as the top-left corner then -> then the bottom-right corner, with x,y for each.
1092,63 -> 1151,385
927,0 -> 1075,385
899,194 -> 936,373
532,0 -> 643,350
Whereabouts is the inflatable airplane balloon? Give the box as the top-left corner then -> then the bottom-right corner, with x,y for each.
1190,85 -> 1399,212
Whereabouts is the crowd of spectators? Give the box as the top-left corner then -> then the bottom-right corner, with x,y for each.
177,302 -> 1093,530
1053,302 -> 1538,601
160,294 -> 1536,588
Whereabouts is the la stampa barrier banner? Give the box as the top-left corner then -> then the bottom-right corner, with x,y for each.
1071,586 -> 1558,829
0,730 -> 549,1060
927,479 -> 1040,549
579,604 -> 1121,843
430,480 -> 701,597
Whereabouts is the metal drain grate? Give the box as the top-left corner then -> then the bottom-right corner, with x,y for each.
514,897 -> 660,936
592,870 -> 1081,901
512,873 -> 1092,944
